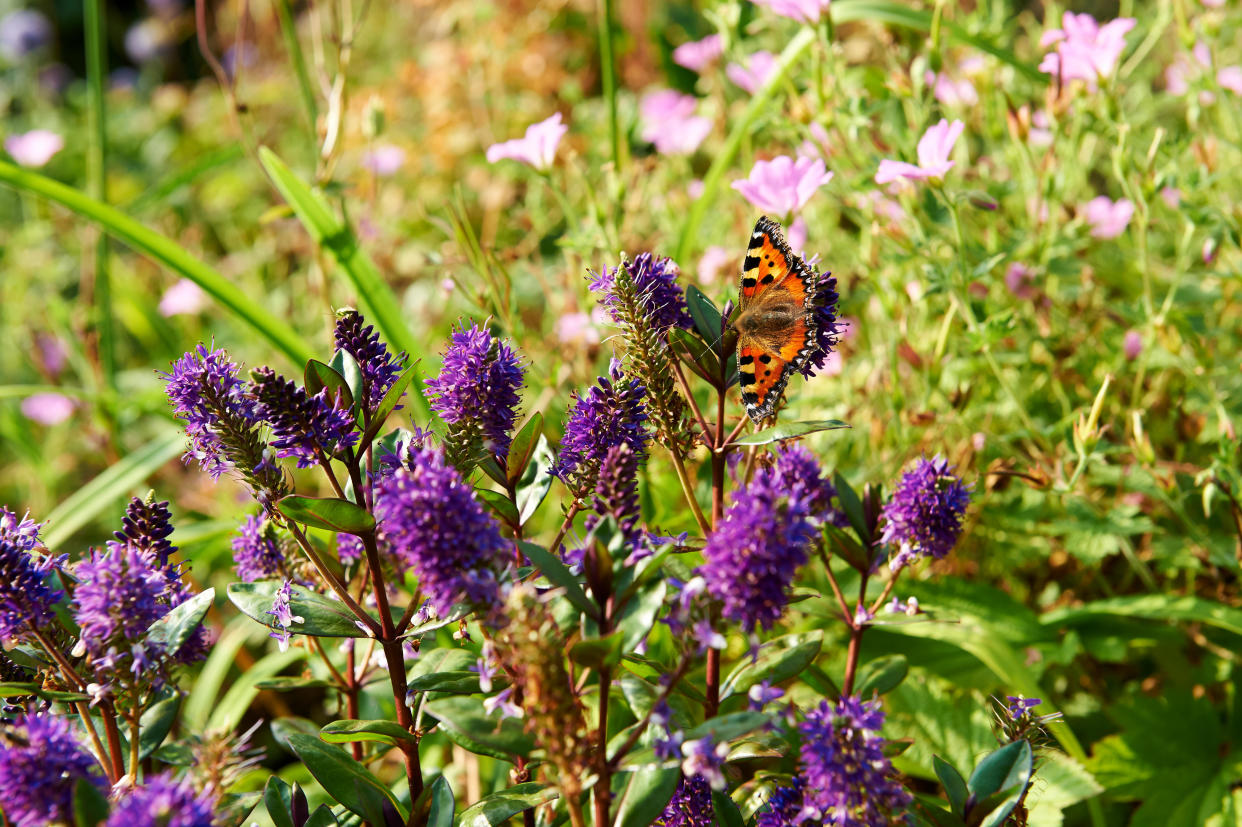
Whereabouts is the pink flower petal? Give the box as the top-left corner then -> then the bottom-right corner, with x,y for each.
21,393 -> 74,425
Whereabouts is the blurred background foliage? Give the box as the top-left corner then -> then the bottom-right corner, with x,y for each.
1,0 -> 1240,823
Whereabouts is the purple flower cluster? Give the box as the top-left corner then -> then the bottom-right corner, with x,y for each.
0,712 -> 101,827
112,497 -> 176,568
591,252 -> 693,334
232,514 -> 285,582
879,456 -> 970,569
73,544 -> 173,690
800,268 -> 841,379
699,465 -> 815,633
426,323 -> 525,462
798,697 -> 911,825
582,442 -> 641,552
654,775 -> 714,827
755,778 -> 805,827
0,507 -> 40,549
551,360 -> 650,498
161,345 -> 257,479
333,309 -> 405,410
251,367 -> 358,468
376,446 -> 507,616
771,444 -> 846,525
106,772 -> 216,827
0,524 -> 60,640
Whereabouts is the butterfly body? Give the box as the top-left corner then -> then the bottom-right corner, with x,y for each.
732,216 -> 829,423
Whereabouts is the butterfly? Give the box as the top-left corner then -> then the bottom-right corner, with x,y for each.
731,215 -> 832,424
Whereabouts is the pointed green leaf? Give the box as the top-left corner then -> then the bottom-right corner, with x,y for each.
506,412 -> 545,484
73,778 -> 110,827
477,489 -> 520,527
457,783 -> 557,827
145,588 -> 214,656
227,581 -> 369,638
515,435 -> 555,525
833,472 -> 870,544
855,654 -> 909,697
967,740 -> 1032,801
668,327 -> 720,383
305,359 -> 354,411
427,775 -> 454,827
405,671 -> 482,695
359,364 -> 416,447
935,755 -> 968,817
138,693 -> 182,760
518,541 -> 598,619
711,789 -> 745,827
285,733 -> 407,821
278,495 -> 375,535
423,697 -> 535,760
262,777 -> 300,827
320,719 -> 418,747
569,630 -> 626,671
303,805 -> 339,827
329,349 -> 365,407
722,632 -> 823,699
731,419 -> 850,446
685,285 -> 725,352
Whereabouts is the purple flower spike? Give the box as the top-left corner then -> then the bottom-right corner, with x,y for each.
161,345 -> 257,479
232,514 -> 285,582
755,778 -> 805,827
0,534 -> 60,641
771,444 -> 845,524
111,496 -> 176,568
334,310 -> 405,411
798,697 -> 911,824
879,456 -> 971,569
106,772 -> 217,827
0,712 -> 102,827
551,360 -> 650,499
654,775 -> 714,827
0,506 -> 42,550
699,465 -> 815,632
375,446 -> 507,617
74,544 -> 172,686
251,367 -> 358,468
426,323 -> 524,464
591,253 -> 693,334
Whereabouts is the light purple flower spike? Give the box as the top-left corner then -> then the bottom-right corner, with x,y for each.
486,112 -> 567,171
1084,196 -> 1134,239
875,118 -> 964,185
731,155 -> 833,215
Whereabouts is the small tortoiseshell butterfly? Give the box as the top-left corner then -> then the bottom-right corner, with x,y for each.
732,215 -> 831,423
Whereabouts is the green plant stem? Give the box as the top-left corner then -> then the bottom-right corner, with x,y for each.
74,702 -> 114,780
285,521 -> 382,637
0,160 -> 313,365
129,715 -> 141,780
666,444 -> 711,535
276,0 -> 319,136
84,0 -> 114,396
597,0 -> 620,175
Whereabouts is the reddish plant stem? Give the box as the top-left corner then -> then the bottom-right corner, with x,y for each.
593,596 -> 614,827
840,570 -> 870,697
346,645 -> 362,761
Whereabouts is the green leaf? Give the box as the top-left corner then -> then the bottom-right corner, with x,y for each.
732,419 -> 850,446
0,681 -> 90,702
359,365 -> 416,448
721,631 -> 822,699
668,327 -> 721,383
1025,752 -> 1102,827
934,755 -> 968,817
278,495 -> 375,535
684,285 -> 725,350
823,523 -> 873,573
515,435 -> 555,525
457,783 -> 557,827
304,805 -> 340,827
1045,595 -> 1242,639
832,472 -> 870,545
426,775 -> 454,827
968,740 -> 1032,801
73,778 -> 110,827
976,791 -> 1024,827
258,147 -> 429,421
570,630 -> 626,671
305,359 -> 354,411
262,776 -> 301,827
405,671 -> 482,695
684,711 -> 769,744
506,412 -> 545,484
329,349 -> 365,408
711,790 -> 745,827
423,697 -> 535,760
616,580 -> 668,652
138,693 -> 182,760
209,647 -> 308,733
478,489 -> 520,526
320,719 -> 418,747
228,581 -> 370,638
285,733 -> 407,821
42,430 -> 184,550
254,676 -> 337,691
855,654 -> 909,697
518,541 -> 598,619
146,588 -> 214,656
0,160 -> 312,366
615,768 -> 679,827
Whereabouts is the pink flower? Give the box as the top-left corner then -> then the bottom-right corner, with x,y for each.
859,190 -> 906,223
4,129 -> 63,167
1028,110 -> 1053,148
697,246 -> 732,285
556,312 -> 601,345
731,156 -> 833,215
362,144 -> 406,176
1160,187 -> 1181,208
1038,12 -> 1135,91
673,34 -> 723,72
1202,0 -> 1224,7
875,118 -> 965,185
786,216 -> 808,253
1123,330 -> 1142,360
1218,66 -> 1242,94
21,393 -> 74,425
1005,263 -> 1037,299
1084,196 -> 1134,239
486,112 -> 567,171
726,51 -> 777,94
687,179 -> 705,200
798,121 -> 831,160
925,70 -> 978,107
158,278 -> 208,317
639,90 -> 712,155
35,335 -> 66,377
752,0 -> 831,24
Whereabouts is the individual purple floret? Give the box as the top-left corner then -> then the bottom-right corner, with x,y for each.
798,697 -> 911,825
161,345 -> 258,479
0,506 -> 41,550
699,465 -> 815,633
333,309 -> 405,411
654,775 -> 714,827
0,712 -> 102,827
879,456 -> 971,570
681,736 -> 729,790
591,252 -> 694,333
251,367 -> 359,468
111,496 -> 176,568
425,323 -> 524,463
754,778 -> 805,827
266,579 -> 303,652
73,543 -> 173,691
231,514 -> 285,582
771,444 -> 846,526
799,267 -> 841,378
375,446 -> 507,616
337,533 -> 364,565
0,534 -> 60,641
105,772 -> 217,827
551,360 -> 650,498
